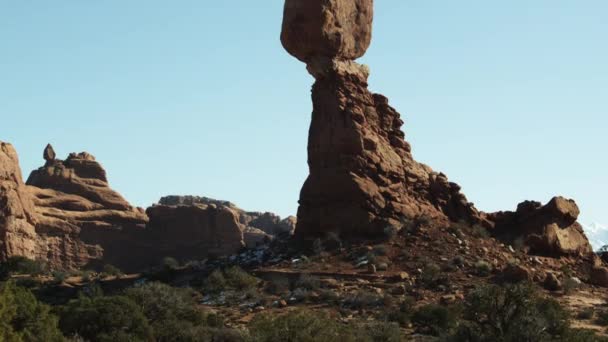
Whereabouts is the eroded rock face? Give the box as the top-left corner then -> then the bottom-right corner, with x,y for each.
281,0 -> 373,63
0,142 -> 39,260
282,0 -> 480,238
146,204 -> 246,259
159,195 -> 296,237
1,144 -> 293,271
491,197 -> 592,257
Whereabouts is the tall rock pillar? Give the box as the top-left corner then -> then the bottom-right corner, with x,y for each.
281,0 -> 480,238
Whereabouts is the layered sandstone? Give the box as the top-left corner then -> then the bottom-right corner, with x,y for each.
0,142 -> 39,260
280,0 -> 594,261
159,195 -> 296,237
282,0 -> 480,238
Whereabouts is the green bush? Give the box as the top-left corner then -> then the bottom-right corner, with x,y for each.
412,304 -> 457,336
295,274 -> 320,291
58,295 -> 153,342
125,282 -> 206,340
249,310 -> 345,342
162,257 -> 180,270
102,264 -> 123,277
385,297 -> 415,327
344,290 -> 383,310
0,281 -> 64,342
0,256 -> 48,278
474,260 -> 492,277
596,309 -> 608,326
420,262 -> 443,288
577,307 -> 594,320
354,321 -> 401,342
450,283 -> 570,341
203,269 -> 227,294
224,267 -> 259,291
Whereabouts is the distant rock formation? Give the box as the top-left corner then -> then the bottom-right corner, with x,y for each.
491,197 -> 592,257
158,196 -> 296,237
0,143 -> 294,271
281,0 -> 480,238
145,203 -> 246,259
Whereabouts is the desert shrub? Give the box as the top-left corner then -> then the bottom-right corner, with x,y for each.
102,264 -> 122,277
125,282 -> 238,342
264,277 -> 290,295
0,281 -> 64,342
203,267 -> 258,295
354,321 -> 401,342
52,270 -> 68,284
420,262 -> 443,288
474,260 -> 492,277
80,271 -> 92,283
203,270 -> 227,294
596,309 -> 608,326
58,295 -> 153,342
401,215 -> 432,236
470,225 -> 490,239
577,307 -> 595,320
563,277 -> 580,294
0,256 -> 48,279
448,222 -> 466,239
561,329 -> 608,342
162,257 -> 180,270
344,290 -> 383,310
385,297 -> 415,327
318,289 -> 340,304
295,274 -> 320,291
412,304 -> 457,336
224,267 -> 259,290
449,283 -> 571,341
249,310 -> 346,341
373,245 -> 389,256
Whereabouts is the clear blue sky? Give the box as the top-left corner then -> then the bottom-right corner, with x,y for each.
1,1 -> 606,228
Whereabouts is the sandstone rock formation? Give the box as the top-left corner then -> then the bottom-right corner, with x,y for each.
1,146 -> 294,271
145,203 -> 245,259
490,197 -> 592,257
0,142 -> 39,261
159,196 -> 296,237
9,144 -> 148,269
281,0 -> 481,238
281,0 -> 594,261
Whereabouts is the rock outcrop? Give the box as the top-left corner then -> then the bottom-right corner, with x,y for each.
281,0 -> 480,238
0,142 -> 39,261
490,197 -> 592,257
159,196 -> 296,237
145,203 -> 246,259
1,146 -> 294,271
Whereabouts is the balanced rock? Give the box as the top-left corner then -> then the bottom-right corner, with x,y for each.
282,0 -> 480,238
43,143 -> 56,162
281,0 -> 373,63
